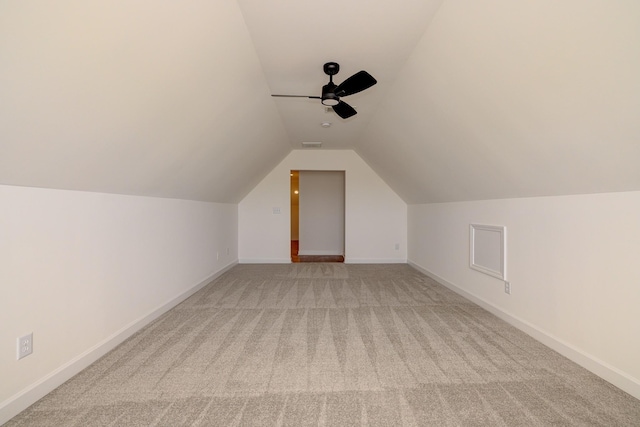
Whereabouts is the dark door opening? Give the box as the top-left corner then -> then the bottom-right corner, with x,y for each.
291,170 -> 344,263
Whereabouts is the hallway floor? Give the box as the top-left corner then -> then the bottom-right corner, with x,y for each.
291,240 -> 344,263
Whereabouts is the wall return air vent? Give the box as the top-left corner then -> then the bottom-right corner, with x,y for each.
302,141 -> 322,148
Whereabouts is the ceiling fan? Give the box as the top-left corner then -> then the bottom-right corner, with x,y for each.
272,62 -> 377,119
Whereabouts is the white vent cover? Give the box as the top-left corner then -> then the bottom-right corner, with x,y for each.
302,141 -> 322,148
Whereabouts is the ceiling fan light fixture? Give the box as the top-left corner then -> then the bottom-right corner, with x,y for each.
321,82 -> 340,106
321,97 -> 339,106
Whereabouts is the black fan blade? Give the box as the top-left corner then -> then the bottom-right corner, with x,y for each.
272,95 -> 321,99
332,101 -> 357,119
334,71 -> 377,97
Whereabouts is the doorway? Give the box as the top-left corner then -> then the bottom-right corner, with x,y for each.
291,170 -> 345,263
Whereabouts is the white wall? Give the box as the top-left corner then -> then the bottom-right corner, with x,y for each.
408,191 -> 640,399
0,185 -> 238,423
299,171 -> 345,256
239,150 -> 407,263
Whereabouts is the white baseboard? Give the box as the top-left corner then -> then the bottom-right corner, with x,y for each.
238,258 -> 407,264
345,258 -> 407,264
408,260 -> 640,401
0,261 -> 237,425
238,258 -> 291,264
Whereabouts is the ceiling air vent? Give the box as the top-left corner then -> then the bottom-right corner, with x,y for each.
302,141 -> 322,148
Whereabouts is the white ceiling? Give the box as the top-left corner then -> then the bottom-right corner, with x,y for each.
1,0 -> 639,204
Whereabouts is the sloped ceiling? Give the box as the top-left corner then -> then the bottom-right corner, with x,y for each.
0,1 -> 290,203
1,1 -> 639,204
360,0 -> 640,203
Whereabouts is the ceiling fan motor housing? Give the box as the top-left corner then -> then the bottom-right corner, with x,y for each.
321,82 -> 340,106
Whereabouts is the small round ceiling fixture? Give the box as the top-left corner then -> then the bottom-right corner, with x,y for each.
321,122 -> 332,128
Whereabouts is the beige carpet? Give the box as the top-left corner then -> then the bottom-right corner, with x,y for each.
7,263 -> 640,426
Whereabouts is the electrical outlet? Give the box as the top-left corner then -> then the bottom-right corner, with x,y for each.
226,247 -> 230,255
504,281 -> 511,295
394,243 -> 400,250
17,333 -> 33,360
216,251 -> 219,260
